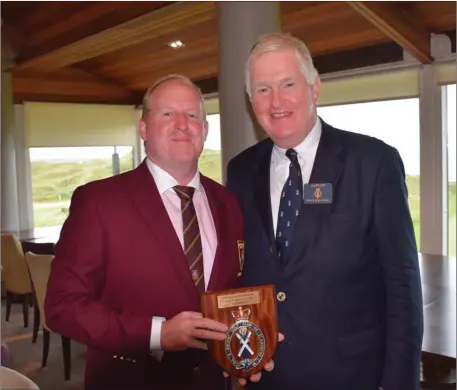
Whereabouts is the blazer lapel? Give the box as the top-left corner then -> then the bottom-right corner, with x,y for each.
129,161 -> 199,301
253,140 -> 276,249
283,122 -> 344,274
203,177 -> 226,292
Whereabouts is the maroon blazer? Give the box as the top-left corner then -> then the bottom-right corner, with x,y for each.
44,161 -> 244,390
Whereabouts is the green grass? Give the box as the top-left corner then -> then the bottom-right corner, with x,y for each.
198,149 -> 223,184
31,151 -> 456,256
405,176 -> 421,251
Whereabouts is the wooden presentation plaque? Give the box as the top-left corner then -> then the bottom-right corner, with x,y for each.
200,285 -> 278,378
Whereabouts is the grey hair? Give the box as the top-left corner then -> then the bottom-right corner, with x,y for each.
141,74 -> 206,120
245,32 -> 319,97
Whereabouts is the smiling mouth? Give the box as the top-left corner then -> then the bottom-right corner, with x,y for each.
270,112 -> 292,119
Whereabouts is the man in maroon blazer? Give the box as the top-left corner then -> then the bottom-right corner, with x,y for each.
44,75 -> 248,389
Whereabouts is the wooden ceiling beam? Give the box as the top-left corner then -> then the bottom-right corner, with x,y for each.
25,2 -> 131,49
347,1 -> 433,64
13,92 -> 141,106
12,68 -> 140,105
95,36 -> 218,85
79,18 -> 217,78
125,53 -> 218,90
282,2 -> 352,32
13,1 -> 215,73
280,2 -> 391,56
12,41 -> 404,104
20,2 -> 171,60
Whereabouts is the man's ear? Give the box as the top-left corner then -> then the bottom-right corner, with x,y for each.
203,120 -> 209,141
138,118 -> 147,141
312,76 -> 321,105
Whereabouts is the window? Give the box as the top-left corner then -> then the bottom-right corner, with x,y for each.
199,114 -> 222,183
30,146 -> 133,232
318,98 -> 421,248
116,146 -> 134,174
445,84 -> 456,256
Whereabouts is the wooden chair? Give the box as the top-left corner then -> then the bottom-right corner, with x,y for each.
1,234 -> 33,327
20,241 -> 55,344
25,252 -> 71,381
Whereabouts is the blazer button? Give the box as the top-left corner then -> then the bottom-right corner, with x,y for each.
269,246 -> 274,253
277,292 -> 286,302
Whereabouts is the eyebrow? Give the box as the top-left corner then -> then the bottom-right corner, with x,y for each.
253,77 -> 296,87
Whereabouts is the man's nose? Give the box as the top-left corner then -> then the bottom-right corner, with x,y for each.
175,113 -> 188,131
270,89 -> 281,109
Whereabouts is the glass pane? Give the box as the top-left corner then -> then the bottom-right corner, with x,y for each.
29,146 -> 122,230
117,146 -> 134,173
447,84 -> 456,256
199,114 -> 222,183
318,98 -> 421,249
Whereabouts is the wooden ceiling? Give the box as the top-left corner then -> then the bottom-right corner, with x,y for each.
1,1 -> 455,105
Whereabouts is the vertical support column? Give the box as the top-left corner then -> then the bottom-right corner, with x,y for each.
216,1 -> 281,183
14,104 -> 34,231
419,65 -> 447,255
1,72 -> 20,232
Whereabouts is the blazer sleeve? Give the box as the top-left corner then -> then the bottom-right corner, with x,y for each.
44,185 -> 152,357
374,147 -> 423,390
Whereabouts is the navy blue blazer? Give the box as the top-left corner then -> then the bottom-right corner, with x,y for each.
226,119 -> 423,390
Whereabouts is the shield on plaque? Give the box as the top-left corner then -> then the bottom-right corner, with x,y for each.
200,285 -> 278,378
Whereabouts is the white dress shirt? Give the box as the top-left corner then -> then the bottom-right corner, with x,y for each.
270,118 -> 322,236
145,158 -> 217,356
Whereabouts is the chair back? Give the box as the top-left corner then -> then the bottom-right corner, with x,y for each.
1,234 -> 32,294
0,366 -> 39,389
25,253 -> 54,330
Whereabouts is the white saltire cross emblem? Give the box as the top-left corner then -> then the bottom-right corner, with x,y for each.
236,330 -> 254,357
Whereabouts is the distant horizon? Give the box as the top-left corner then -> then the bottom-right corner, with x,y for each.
29,146 -> 221,163
29,86 -> 456,181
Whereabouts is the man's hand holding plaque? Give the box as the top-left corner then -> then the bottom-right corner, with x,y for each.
200,285 -> 279,381
223,332 -> 284,387
160,311 -> 229,351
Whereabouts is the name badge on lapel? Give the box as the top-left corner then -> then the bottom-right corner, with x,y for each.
237,240 -> 245,277
303,183 -> 333,204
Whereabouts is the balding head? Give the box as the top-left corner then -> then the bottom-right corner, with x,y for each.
138,74 -> 209,185
141,74 -> 206,121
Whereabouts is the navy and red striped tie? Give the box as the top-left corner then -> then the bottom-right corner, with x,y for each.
174,186 -> 205,292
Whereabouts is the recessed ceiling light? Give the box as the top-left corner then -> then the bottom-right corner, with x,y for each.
169,40 -> 184,48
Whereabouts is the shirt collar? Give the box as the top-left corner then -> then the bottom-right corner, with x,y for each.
145,158 -> 202,195
271,116 -> 322,169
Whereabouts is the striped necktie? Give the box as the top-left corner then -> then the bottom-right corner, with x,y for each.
174,185 -> 205,292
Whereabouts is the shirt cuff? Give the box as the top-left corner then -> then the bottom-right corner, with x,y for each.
150,316 -> 166,360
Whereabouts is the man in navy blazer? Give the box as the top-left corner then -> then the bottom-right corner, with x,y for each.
226,33 -> 423,390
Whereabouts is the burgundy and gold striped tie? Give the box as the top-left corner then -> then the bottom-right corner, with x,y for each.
174,185 -> 205,292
